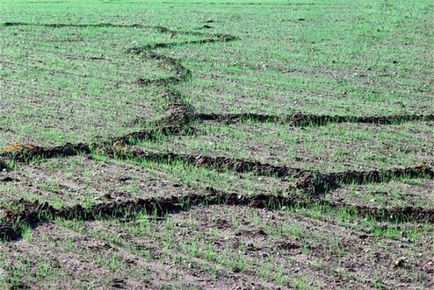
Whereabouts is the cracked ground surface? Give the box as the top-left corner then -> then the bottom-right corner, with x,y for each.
0,0 -> 433,289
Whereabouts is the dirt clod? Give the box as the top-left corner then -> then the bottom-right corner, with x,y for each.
394,257 -> 407,268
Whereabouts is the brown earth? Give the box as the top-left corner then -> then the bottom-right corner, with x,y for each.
1,21 -> 433,289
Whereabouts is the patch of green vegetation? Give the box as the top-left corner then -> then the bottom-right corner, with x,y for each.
56,213 -> 315,287
137,121 -> 432,171
55,204 -> 432,288
329,178 -> 434,209
170,0 -> 432,116
1,0 -> 432,148
0,0 -> 432,288
0,19 -> 201,148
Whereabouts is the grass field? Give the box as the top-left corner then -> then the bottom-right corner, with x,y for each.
0,0 -> 433,289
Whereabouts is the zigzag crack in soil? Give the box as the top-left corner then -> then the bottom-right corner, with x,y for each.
0,143 -> 92,162
112,148 -> 307,177
299,164 -> 434,194
135,53 -> 192,86
3,144 -> 431,230
1,142 -> 432,192
2,21 -> 433,240
195,112 -> 434,126
107,148 -> 434,193
1,185 -> 433,241
2,21 -> 233,38
2,21 -> 431,162
0,21 -> 237,157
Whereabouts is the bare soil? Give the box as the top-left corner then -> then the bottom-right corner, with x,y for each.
2,206 -> 432,289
